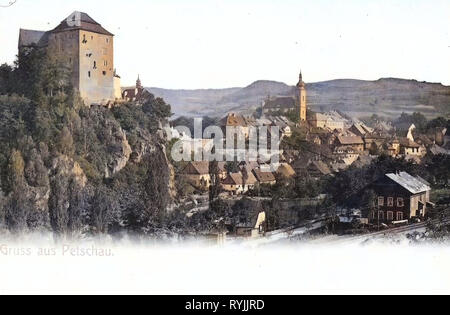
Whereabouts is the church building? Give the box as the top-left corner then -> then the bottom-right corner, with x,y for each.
262,70 -> 308,123
122,75 -> 148,102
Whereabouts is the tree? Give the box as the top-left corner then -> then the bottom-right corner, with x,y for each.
361,189 -> 377,219
48,172 -> 70,236
209,160 -> 222,204
90,186 -> 119,234
397,112 -> 428,132
225,161 -> 239,174
4,150 -> 30,232
0,63 -> 13,95
369,142 -> 381,156
57,126 -> 74,156
138,148 -> 171,234
427,117 -> 449,130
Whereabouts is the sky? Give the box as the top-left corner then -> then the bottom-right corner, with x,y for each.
0,0 -> 449,88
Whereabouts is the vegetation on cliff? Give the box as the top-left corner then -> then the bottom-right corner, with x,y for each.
0,50 -> 174,238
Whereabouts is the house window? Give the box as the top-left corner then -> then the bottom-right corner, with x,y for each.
397,198 -> 404,207
378,197 -> 384,207
371,211 -> 376,220
378,211 -> 384,220
397,212 -> 404,221
387,197 -> 394,207
387,211 -> 394,221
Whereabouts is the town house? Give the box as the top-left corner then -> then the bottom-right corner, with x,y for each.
369,172 -> 432,223
181,161 -> 211,190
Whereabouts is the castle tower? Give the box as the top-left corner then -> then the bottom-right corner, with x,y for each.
297,70 -> 307,122
18,11 -> 117,105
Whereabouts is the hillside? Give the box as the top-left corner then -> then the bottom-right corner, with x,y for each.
148,78 -> 450,119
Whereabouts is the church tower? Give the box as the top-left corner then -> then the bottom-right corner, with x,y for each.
297,70 -> 307,122
136,75 -> 143,90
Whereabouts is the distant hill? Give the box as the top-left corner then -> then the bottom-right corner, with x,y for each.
147,78 -> 450,119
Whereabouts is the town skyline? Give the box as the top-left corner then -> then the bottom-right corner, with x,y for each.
1,0 -> 449,89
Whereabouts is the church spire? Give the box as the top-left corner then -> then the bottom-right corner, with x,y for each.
297,69 -> 305,88
136,75 -> 142,89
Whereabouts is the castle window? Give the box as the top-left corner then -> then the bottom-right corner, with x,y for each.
102,71 -> 106,76
93,61 -> 97,69
91,36 -> 94,40
83,34 -> 87,43
106,38 -> 109,43
88,71 -> 91,78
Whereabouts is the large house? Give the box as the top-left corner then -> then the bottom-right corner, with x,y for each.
399,138 -> 421,156
221,172 -> 258,195
308,112 -> 346,131
19,11 -> 121,105
253,169 -> 277,185
369,172 -> 432,223
334,135 -> 365,152
181,161 -> 211,190
349,123 -> 374,138
220,113 -> 250,139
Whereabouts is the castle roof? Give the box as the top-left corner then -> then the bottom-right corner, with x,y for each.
51,11 -> 114,36
19,12 -> 113,49
18,29 -> 50,48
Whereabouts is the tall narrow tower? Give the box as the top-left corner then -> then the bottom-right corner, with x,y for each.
297,70 -> 307,122
136,75 -> 142,90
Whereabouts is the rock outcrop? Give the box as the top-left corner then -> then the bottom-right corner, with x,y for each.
104,126 -> 132,178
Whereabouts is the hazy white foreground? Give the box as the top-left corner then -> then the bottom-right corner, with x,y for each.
1,234 -> 450,294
